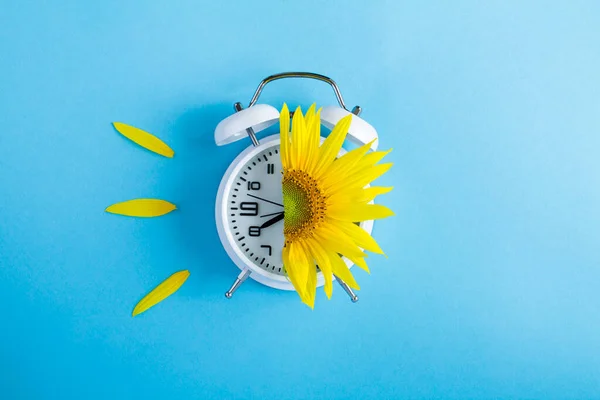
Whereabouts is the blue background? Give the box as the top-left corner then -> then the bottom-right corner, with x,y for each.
1,1 -> 599,398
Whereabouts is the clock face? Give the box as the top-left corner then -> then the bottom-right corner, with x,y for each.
226,143 -> 285,275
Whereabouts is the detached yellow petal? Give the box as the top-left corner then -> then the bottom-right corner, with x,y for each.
106,199 -> 177,217
113,122 -> 174,158
132,270 -> 190,316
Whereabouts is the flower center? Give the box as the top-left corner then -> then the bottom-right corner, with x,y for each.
282,170 -> 326,243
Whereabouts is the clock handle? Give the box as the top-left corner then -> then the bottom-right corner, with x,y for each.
225,268 -> 251,299
247,72 -> 361,115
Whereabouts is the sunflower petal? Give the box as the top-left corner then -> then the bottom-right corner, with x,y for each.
349,148 -> 393,174
357,186 -> 394,202
336,221 -> 385,255
328,252 -> 360,290
291,106 -> 308,169
315,224 -> 367,260
132,270 -> 189,316
328,186 -> 393,205
304,258 -> 317,309
105,199 -> 177,217
282,245 -> 301,295
314,114 -> 353,177
306,238 -> 334,299
330,163 -> 393,194
283,245 -> 304,297
352,256 -> 370,273
322,140 -> 375,189
328,203 -> 395,222
304,103 -> 316,124
304,104 -> 321,174
285,241 -> 311,299
279,103 -> 290,169
317,222 -> 372,269
113,122 -> 174,158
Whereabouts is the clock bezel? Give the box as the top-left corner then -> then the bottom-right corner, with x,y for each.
215,133 -> 374,291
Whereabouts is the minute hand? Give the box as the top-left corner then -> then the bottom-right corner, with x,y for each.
260,212 -> 284,229
247,194 -> 283,207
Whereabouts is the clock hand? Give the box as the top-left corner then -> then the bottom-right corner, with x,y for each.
260,212 -> 284,229
261,211 -> 284,218
247,194 -> 283,207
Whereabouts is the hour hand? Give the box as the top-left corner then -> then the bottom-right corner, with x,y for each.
260,212 -> 284,229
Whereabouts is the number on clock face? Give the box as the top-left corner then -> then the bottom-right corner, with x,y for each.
227,145 -> 285,275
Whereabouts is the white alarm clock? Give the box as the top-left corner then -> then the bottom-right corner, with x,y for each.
214,73 -> 379,302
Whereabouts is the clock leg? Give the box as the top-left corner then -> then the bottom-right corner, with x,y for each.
335,276 -> 359,303
225,268 -> 251,299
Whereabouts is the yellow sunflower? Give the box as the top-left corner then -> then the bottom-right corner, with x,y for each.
279,103 -> 394,308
